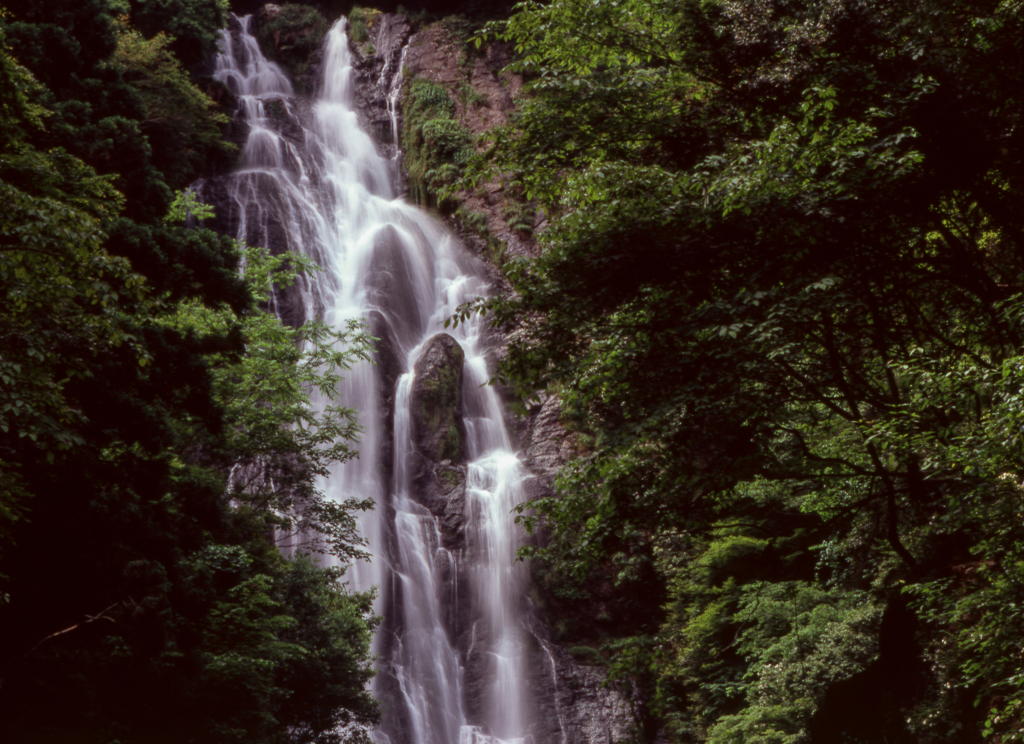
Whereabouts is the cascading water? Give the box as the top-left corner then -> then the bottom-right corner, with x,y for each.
207,16 -> 532,744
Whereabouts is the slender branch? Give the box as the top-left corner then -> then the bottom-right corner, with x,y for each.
0,244 -> 62,257
1,601 -> 125,688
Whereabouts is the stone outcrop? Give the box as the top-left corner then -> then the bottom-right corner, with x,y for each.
402,25 -> 521,133
351,13 -> 412,163
411,333 -> 466,463
420,461 -> 467,550
407,333 -> 469,549
526,630 -> 641,744
400,22 -> 539,261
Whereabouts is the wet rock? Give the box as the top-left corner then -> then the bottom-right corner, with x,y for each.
525,629 -> 641,744
366,224 -> 428,351
351,13 -> 412,160
411,333 -> 466,463
195,171 -> 308,328
418,462 -> 467,549
463,635 -> 490,726
366,308 -> 403,483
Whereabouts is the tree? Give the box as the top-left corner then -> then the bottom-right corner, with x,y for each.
129,0 -> 230,70
109,14 -> 234,191
460,0 -> 1024,739
2,0 -> 237,221
1,12 -> 380,739
163,196 -> 376,563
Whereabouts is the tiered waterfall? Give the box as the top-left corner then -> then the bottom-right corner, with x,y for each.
205,15 -> 533,744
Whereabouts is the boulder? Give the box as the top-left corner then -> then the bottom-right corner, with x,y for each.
411,333 -> 466,463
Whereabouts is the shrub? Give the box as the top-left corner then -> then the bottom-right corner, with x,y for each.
348,6 -> 381,43
402,78 -> 473,211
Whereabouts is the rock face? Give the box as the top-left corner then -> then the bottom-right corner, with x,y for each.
526,631 -> 641,744
420,461 -> 467,550
351,13 -> 413,164
402,25 -> 521,132
521,392 -> 579,479
400,23 -> 539,261
408,333 -> 470,550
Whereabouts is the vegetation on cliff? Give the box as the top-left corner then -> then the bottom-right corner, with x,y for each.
462,0 -> 1024,741
402,77 -> 473,211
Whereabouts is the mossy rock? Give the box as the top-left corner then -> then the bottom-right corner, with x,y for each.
411,333 -> 466,463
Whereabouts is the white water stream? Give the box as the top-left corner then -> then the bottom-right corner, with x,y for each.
210,16 -> 532,744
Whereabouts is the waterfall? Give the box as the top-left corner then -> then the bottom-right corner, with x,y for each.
207,16 -> 532,744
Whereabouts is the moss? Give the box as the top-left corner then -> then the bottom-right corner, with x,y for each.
418,347 -> 464,461
402,78 -> 473,212
440,469 -> 460,488
256,5 -> 328,81
568,645 -> 607,667
440,423 -> 461,461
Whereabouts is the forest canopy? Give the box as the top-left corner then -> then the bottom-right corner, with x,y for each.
0,2 -> 379,742
460,0 -> 1024,741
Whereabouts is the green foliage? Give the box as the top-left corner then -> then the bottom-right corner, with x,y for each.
455,205 -> 489,237
0,29 -> 142,559
402,77 -> 473,211
458,80 -> 487,108
0,7 -> 380,735
442,14 -> 486,61
165,187 -> 214,222
0,138 -> 138,577
899,376 -> 1024,741
180,549 -> 378,744
347,6 -> 381,44
129,0 -> 230,69
459,0 -> 1024,739
0,22 -> 48,148
109,15 -> 235,189
705,583 -> 882,744
501,197 -> 534,234
568,645 -> 606,666
167,240 -> 375,562
2,0 -> 235,221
